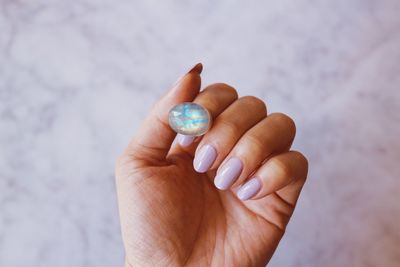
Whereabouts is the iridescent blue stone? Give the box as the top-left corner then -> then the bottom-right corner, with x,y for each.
169,102 -> 211,136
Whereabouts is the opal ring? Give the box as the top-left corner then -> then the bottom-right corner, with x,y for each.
169,102 -> 211,136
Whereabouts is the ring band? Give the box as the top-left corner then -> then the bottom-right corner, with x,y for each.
168,102 -> 211,136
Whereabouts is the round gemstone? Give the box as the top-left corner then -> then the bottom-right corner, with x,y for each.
168,102 -> 211,136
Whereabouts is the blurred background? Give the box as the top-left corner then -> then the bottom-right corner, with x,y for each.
1,0 -> 400,266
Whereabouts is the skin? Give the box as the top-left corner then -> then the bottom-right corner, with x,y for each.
115,64 -> 308,267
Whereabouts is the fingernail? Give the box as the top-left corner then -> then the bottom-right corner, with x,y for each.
237,177 -> 262,200
177,134 -> 194,147
171,63 -> 202,89
188,63 -> 203,74
214,157 -> 243,190
193,144 -> 217,173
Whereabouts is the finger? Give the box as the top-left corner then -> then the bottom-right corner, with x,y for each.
171,83 -> 238,151
213,113 -> 296,190
236,151 -> 308,231
236,151 -> 308,202
126,63 -> 202,161
192,96 -> 267,173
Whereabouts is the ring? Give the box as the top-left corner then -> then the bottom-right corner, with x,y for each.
168,102 -> 211,136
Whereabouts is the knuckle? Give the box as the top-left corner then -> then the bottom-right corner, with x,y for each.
208,83 -> 238,98
269,158 -> 292,178
240,95 -> 263,105
198,94 -> 220,110
214,82 -> 236,91
292,151 -> 309,174
239,96 -> 267,114
270,112 -> 296,136
243,133 -> 265,151
217,118 -> 241,136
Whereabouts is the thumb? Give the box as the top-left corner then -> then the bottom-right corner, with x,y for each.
127,63 -> 203,161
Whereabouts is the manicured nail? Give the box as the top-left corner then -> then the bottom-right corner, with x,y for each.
214,157 -> 243,190
177,134 -> 194,147
172,63 -> 202,89
193,144 -> 217,173
237,177 -> 262,200
188,63 -> 203,74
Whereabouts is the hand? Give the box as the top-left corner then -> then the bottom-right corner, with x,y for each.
115,64 -> 308,267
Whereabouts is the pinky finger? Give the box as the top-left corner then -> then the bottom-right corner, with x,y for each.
236,151 -> 308,202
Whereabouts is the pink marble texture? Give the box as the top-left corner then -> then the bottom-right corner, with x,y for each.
0,0 -> 399,266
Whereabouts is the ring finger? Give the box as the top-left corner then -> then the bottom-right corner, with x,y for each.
213,113 -> 296,190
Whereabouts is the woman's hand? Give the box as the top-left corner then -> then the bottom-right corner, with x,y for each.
115,64 -> 308,267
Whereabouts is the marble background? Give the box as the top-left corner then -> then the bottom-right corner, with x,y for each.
1,0 -> 400,266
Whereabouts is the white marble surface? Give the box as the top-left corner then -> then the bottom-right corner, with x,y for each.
1,0 -> 400,266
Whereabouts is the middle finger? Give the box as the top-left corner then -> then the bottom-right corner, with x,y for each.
193,96 -> 267,173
